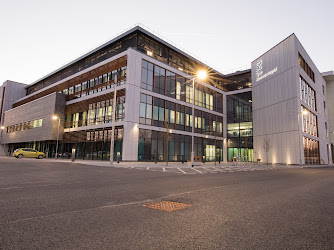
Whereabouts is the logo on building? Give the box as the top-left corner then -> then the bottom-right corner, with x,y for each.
255,58 -> 278,82
256,59 -> 263,78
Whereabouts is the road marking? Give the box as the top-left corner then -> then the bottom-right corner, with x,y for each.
162,167 -> 166,172
177,168 -> 187,174
146,167 -> 150,170
191,168 -> 202,174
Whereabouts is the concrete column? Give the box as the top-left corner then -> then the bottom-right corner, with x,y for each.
122,49 -> 141,161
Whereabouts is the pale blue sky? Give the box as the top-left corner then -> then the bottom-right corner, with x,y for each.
0,0 -> 333,86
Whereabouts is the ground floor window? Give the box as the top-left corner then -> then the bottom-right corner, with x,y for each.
8,127 -> 123,161
227,148 -> 253,162
303,137 -> 319,164
138,129 -> 223,162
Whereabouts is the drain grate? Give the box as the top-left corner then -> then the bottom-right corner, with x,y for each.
142,201 -> 192,212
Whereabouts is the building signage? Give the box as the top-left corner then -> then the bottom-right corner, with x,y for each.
255,59 -> 278,82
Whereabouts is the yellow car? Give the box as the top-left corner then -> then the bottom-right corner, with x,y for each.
13,148 -> 46,159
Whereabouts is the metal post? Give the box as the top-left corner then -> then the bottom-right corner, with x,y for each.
191,78 -> 195,167
71,147 -> 76,162
298,112 -> 302,167
110,75 -> 117,165
55,118 -> 60,159
0,127 -> 4,156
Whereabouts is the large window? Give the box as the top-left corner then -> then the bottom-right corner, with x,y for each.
61,66 -> 126,101
226,92 -> 253,161
303,137 -> 319,164
301,106 -> 318,137
143,95 -> 222,135
299,76 -> 316,112
138,129 -> 223,162
65,96 -> 125,129
166,71 -> 176,98
141,61 -> 153,91
154,65 -> 166,95
139,93 -> 153,125
6,119 -> 43,133
299,53 -> 315,82
153,97 -> 165,127
140,60 -> 222,114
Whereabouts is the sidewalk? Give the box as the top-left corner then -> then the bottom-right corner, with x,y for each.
1,156 -> 332,169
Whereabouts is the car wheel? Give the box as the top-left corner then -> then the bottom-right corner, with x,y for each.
38,155 -> 43,159
18,154 -> 23,158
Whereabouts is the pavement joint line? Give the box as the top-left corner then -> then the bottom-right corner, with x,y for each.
0,172 -> 186,190
1,176 -> 304,225
177,168 -> 187,174
4,199 -> 156,225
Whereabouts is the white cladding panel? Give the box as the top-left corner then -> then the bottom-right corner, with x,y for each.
252,34 -> 331,164
326,78 -> 334,143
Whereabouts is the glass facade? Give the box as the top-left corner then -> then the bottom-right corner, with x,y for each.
27,30 -> 236,96
139,58 -> 224,162
63,66 -> 126,101
141,60 -> 223,112
7,127 -> 123,160
65,96 -> 125,129
138,129 -> 223,162
139,93 -> 223,136
27,31 -> 136,95
227,91 -> 253,161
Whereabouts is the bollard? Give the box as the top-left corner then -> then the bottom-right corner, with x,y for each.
71,147 -> 76,162
202,156 -> 205,164
219,156 -> 221,164
155,155 -> 158,164
181,156 -> 184,164
117,152 -> 120,163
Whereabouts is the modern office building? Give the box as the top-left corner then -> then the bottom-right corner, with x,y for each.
0,25 -> 332,165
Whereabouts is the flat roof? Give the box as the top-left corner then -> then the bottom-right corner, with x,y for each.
27,24 -> 226,89
322,71 -> 334,81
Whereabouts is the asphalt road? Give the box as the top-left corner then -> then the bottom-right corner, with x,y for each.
0,158 -> 333,249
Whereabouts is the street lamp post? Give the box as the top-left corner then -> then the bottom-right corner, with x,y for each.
191,70 -> 207,168
297,109 -> 308,167
110,74 -> 117,165
191,78 -> 195,167
53,116 -> 60,159
0,126 -> 5,156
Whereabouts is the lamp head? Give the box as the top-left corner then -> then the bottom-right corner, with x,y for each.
52,115 -> 58,120
302,110 -> 308,115
0,126 -> 5,130
197,70 -> 207,80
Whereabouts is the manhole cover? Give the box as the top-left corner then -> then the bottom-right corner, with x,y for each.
142,201 -> 192,212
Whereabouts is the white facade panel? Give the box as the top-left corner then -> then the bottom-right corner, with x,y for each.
252,34 -> 331,165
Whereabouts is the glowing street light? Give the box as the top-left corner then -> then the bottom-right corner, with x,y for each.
197,70 -> 207,80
